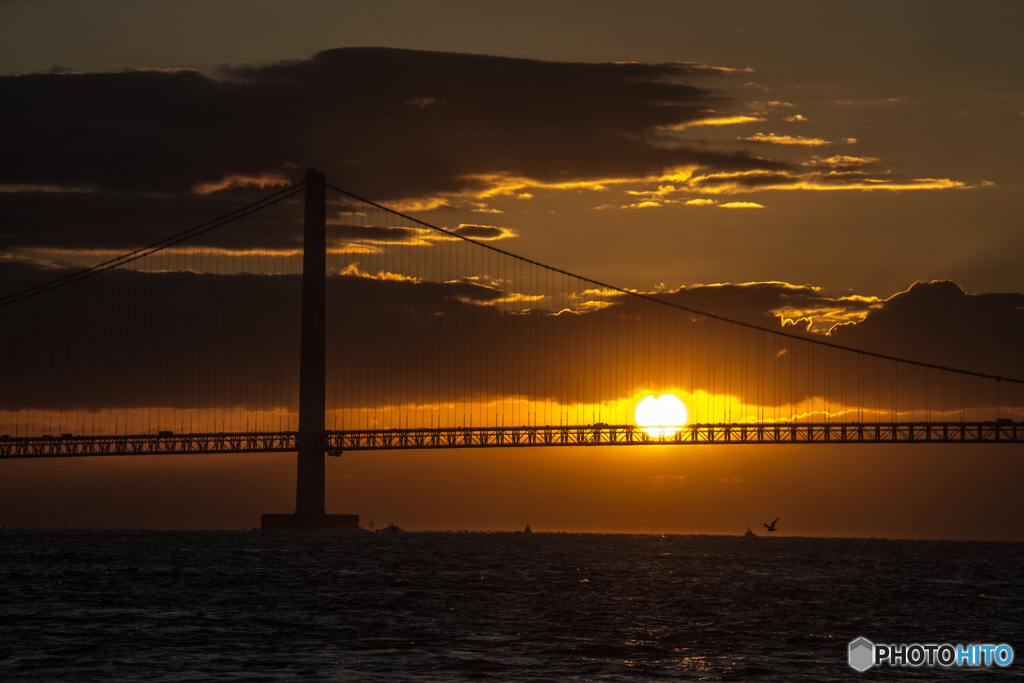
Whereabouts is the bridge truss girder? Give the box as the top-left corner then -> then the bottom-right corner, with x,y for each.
329,422 -> 1022,450
0,432 -> 298,459
1,422 -> 1020,459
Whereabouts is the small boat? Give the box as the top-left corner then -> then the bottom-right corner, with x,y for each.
524,523 -> 532,533
381,523 -> 402,533
744,524 -> 757,538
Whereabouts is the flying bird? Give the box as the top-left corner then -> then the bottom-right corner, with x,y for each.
764,518 -> 779,532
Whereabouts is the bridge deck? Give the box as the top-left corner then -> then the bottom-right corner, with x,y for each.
0,422 -> 1020,458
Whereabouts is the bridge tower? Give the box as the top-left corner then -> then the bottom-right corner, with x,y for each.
262,169 -> 359,531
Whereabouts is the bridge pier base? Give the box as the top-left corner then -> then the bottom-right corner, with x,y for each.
261,513 -> 360,531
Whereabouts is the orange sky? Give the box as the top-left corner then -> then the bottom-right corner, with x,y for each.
3,444 -> 1022,541
1,1 -> 1021,537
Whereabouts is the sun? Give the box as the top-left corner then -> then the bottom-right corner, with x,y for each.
635,394 -> 688,437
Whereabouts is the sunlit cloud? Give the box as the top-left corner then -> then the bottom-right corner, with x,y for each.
577,287 -> 621,298
470,206 -> 503,214
682,169 -> 970,194
783,114 -> 810,122
808,155 -> 879,169
336,262 -> 421,282
387,197 -> 453,212
467,173 -> 615,199
575,158 -> 971,210
579,299 -> 616,310
738,132 -> 831,146
774,302 -> 878,334
628,62 -> 753,75
330,243 -> 380,255
660,115 -> 766,130
489,291 -> 545,306
720,201 -> 764,208
449,224 -> 519,241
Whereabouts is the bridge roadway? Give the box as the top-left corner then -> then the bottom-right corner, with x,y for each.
1,422 -> 1020,458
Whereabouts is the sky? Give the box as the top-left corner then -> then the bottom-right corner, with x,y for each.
1,0 -> 1022,538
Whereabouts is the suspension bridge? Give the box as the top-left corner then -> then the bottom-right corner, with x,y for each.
1,170 -> 1020,528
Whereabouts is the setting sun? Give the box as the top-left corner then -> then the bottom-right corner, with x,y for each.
634,394 -> 688,437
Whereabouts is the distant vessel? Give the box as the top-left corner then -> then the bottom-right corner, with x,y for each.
381,523 -> 402,533
745,524 -> 757,538
524,523 -> 532,533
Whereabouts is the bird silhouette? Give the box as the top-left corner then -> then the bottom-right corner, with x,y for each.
764,518 -> 779,532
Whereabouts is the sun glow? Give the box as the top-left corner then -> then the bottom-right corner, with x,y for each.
634,394 -> 688,437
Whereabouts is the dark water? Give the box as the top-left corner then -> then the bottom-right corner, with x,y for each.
1,531 -> 1021,681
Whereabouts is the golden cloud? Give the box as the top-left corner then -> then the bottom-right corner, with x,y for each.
661,115 -> 766,130
337,263 -> 421,282
808,155 -> 879,169
387,197 -> 453,212
738,133 -> 831,146
682,169 -> 969,194
381,118 -> 971,213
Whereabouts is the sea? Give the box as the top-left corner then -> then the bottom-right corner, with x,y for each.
1,530 -> 1021,681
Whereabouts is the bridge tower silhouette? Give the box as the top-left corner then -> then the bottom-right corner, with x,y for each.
263,170 -> 357,530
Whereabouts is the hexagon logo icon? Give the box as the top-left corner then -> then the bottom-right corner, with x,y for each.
848,637 -> 874,672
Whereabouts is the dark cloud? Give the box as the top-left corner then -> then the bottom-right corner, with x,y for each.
0,47 -> 791,252
653,281 -> 875,333
332,223 -> 428,245
0,187 -> 301,251
829,280 -> 1024,379
655,279 -> 1024,380
449,224 -> 516,241
3,258 -> 1018,429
